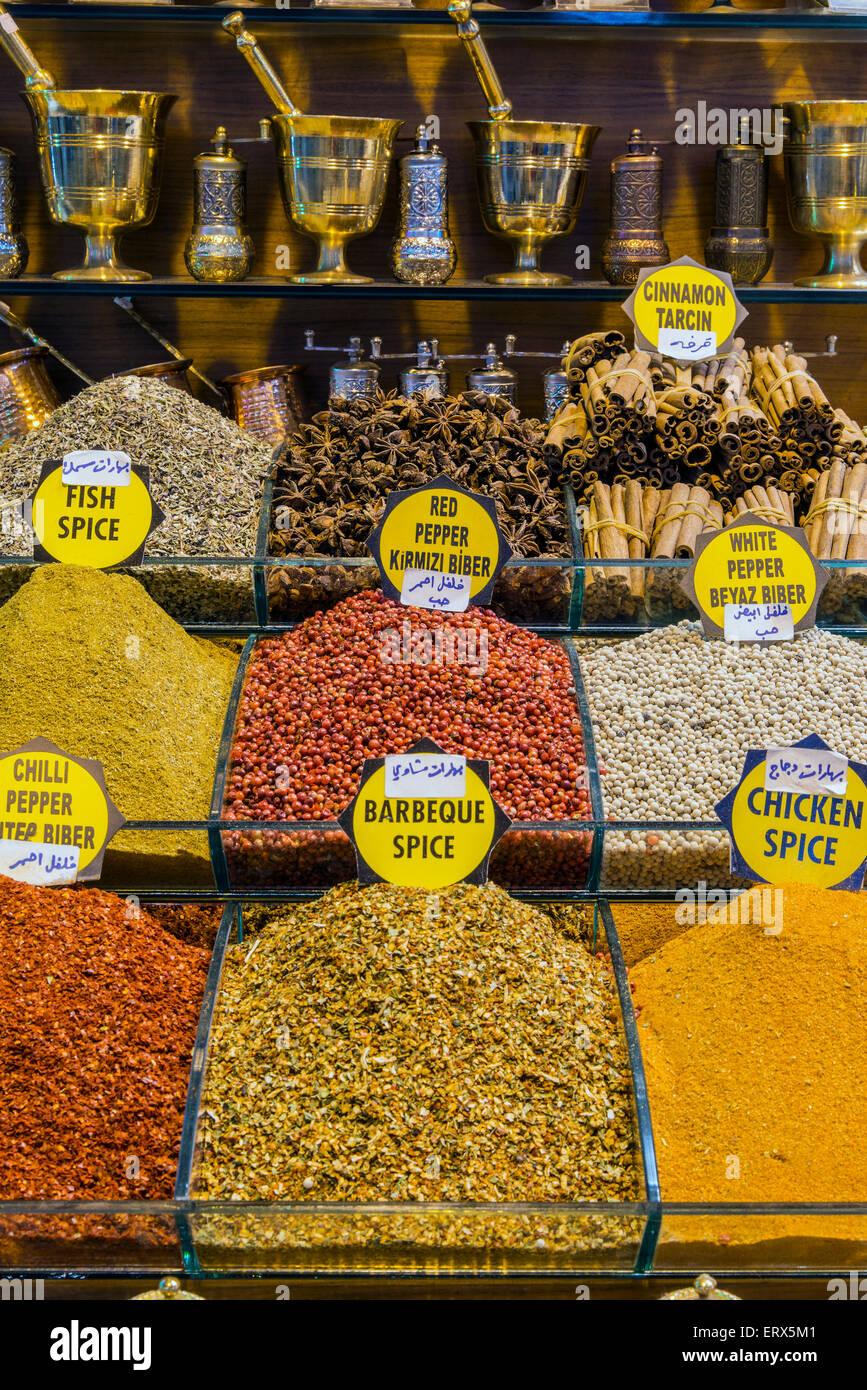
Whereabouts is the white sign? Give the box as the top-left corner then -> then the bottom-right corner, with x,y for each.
399,567 -> 471,613
385,754 -> 467,799
62,451 -> 132,487
658,328 -> 718,362
723,602 -> 794,643
765,747 -> 849,799
0,840 -> 79,886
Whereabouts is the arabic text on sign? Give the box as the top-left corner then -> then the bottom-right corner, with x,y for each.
765,746 -> 849,798
723,602 -> 794,643
658,327 -> 718,361
0,838 -> 80,886
61,450 -> 132,487
399,567 -> 471,613
384,754 -> 467,799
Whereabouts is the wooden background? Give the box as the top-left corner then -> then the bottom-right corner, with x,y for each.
1,2 -> 866,418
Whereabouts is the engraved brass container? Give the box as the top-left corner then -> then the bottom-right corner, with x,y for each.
122,359 -> 195,394
22,89 -> 177,282
221,13 -> 401,286
784,100 -> 867,289
601,129 -> 669,287
220,364 -> 308,444
0,346 -> 61,445
449,1 -> 599,287
705,139 -> 773,285
185,127 -> 254,283
0,146 -> 27,278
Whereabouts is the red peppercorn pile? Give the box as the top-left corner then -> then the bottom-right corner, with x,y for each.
225,592 -> 589,823
0,881 -> 208,1200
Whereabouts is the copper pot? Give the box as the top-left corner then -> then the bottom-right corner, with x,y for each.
0,346 -> 61,445
121,359 -> 195,394
220,364 -> 308,445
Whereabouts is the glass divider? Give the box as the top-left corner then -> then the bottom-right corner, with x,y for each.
598,898 -> 662,1274
208,638 -> 256,892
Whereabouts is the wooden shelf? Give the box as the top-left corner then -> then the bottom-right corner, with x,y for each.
3,276 -> 867,303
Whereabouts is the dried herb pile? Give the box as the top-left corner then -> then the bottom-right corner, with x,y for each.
195,883 -> 639,1204
1,376 -> 270,558
270,391 -> 568,562
633,882 -> 867,1215
0,565 -> 237,880
0,377 -> 272,621
0,879 -> 208,1199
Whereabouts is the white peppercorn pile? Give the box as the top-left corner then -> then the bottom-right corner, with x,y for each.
578,622 -> 867,888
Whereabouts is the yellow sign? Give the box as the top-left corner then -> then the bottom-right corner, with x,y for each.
338,740 -> 511,889
0,737 -> 125,881
716,737 -> 867,891
366,475 -> 512,610
682,512 -> 826,639
623,256 -> 747,361
29,460 -> 164,569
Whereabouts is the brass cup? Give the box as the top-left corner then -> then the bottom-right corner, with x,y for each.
784,100 -> 867,290
21,89 -> 177,283
270,115 -> 403,286
469,119 -> 600,286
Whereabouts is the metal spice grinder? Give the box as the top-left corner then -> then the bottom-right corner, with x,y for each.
705,133 -> 772,286
185,127 -> 255,283
601,129 -> 670,287
391,126 -> 456,286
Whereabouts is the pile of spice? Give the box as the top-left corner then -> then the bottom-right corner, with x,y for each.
224,590 -> 590,886
195,883 -> 639,1214
633,882 -> 867,1246
610,900 -> 691,968
0,377 -> 272,621
0,879 -> 208,1200
268,392 -> 571,624
0,565 -> 238,883
579,621 -> 867,887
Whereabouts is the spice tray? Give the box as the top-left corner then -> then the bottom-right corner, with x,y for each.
571,552 -> 867,636
264,475 -> 579,631
6,892 -> 866,1280
2,478 -> 867,634
0,896 -> 234,1276
93,636 -> 836,896
175,894 -> 658,1277
205,635 -> 599,894
0,554 -> 265,632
